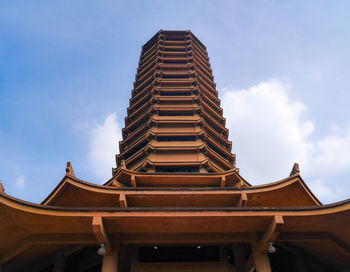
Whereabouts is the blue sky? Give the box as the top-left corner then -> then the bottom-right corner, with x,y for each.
1,0 -> 350,203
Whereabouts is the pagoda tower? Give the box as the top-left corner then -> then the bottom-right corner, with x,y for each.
116,30 -> 234,175
0,30 -> 350,272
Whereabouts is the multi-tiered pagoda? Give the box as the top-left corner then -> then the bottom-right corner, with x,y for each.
0,30 -> 350,272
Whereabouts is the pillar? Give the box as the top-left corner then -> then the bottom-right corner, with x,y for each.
251,249 -> 271,272
250,233 -> 271,272
101,241 -> 120,272
52,253 -> 67,272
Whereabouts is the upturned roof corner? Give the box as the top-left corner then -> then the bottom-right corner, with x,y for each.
65,161 -> 76,178
0,180 -> 5,193
290,162 -> 300,176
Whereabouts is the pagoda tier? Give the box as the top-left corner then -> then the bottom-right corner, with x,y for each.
116,30 -> 234,174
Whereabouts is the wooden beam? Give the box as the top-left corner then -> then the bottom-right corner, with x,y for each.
258,215 -> 284,253
101,255 -> 118,272
18,251 -> 59,272
112,179 -> 125,188
92,216 -> 112,255
119,194 -> 127,207
120,232 -> 250,245
220,176 -> 226,187
21,246 -> 85,272
130,175 -> 136,187
0,234 -> 92,264
29,233 -> 96,245
279,232 -> 350,256
329,233 -> 350,256
277,243 -> 331,271
250,233 -> 271,272
236,180 -> 244,188
0,241 -> 31,263
101,239 -> 120,272
237,192 -> 248,207
244,216 -> 283,272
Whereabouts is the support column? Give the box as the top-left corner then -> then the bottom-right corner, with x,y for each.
130,175 -> 136,187
237,193 -> 247,207
119,194 -> 127,207
52,253 -> 67,272
250,233 -> 271,272
244,216 -> 283,272
220,176 -> 226,187
101,240 -> 120,272
101,253 -> 118,272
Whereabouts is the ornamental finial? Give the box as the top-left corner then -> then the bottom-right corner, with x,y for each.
290,163 -> 300,176
0,180 -> 5,193
65,161 -> 76,177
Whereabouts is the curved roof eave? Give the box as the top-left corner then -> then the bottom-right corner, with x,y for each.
2,191 -> 350,269
42,172 -> 319,206
0,190 -> 349,216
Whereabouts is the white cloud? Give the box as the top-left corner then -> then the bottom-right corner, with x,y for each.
16,175 -> 25,189
308,179 -> 332,199
222,79 -> 313,182
222,79 -> 350,203
312,126 -> 350,175
88,113 -> 121,182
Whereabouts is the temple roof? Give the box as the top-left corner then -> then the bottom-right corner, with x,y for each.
41,170 -> 320,207
0,190 -> 349,270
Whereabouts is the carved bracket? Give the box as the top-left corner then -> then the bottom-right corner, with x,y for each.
92,216 -> 112,255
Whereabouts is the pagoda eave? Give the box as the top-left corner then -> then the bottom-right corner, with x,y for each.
41,170 -> 321,208
1,191 -> 350,270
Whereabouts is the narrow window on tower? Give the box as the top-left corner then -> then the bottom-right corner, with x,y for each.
162,74 -> 189,79
165,34 -> 186,41
159,111 -> 193,116
160,91 -> 191,96
155,166 -> 199,173
163,47 -> 186,52
163,59 -> 188,64
157,136 -> 196,142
